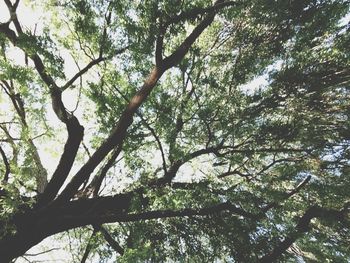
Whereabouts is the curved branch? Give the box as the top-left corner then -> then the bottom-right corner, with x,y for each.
138,114 -> 167,174
61,45 -> 129,91
0,11 -> 78,125
153,144 -> 224,186
37,117 -> 84,206
61,56 -> 105,91
258,205 -> 349,263
0,7 -> 85,198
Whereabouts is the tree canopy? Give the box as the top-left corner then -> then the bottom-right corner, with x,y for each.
0,0 -> 349,262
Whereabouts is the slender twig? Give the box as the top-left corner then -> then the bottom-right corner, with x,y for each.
80,229 -> 98,263
24,247 -> 60,257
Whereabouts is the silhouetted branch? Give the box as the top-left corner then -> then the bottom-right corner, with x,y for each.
262,175 -> 312,212
59,201 -> 256,230
97,226 -> 124,255
80,229 -> 98,263
259,205 -> 349,263
0,146 -> 10,182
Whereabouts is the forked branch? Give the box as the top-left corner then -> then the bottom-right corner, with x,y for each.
54,1 -> 225,204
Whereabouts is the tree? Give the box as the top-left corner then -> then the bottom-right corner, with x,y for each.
0,0 -> 349,262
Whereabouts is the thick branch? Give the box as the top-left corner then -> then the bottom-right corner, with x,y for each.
258,205 -> 349,263
56,201 -> 256,231
4,0 -> 23,35
53,67 -> 161,204
0,16 -> 76,124
0,22 -> 16,43
54,6 -> 221,204
161,2 -> 219,71
155,23 -> 165,66
0,10 -> 86,197
38,117 -> 84,205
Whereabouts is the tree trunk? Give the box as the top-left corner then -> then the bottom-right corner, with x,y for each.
0,214 -> 48,262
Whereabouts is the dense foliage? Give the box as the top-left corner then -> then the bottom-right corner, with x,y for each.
0,0 -> 349,262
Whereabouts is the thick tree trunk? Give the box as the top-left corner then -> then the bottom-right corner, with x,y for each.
0,233 -> 45,262
0,214 -> 49,262
0,211 -> 83,262
0,194 -> 132,262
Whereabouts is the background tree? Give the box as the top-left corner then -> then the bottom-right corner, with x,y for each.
0,0 -> 349,262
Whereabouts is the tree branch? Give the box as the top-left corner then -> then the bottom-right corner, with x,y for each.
0,8 -> 86,198
164,1 -> 239,27
258,205 -> 349,263
53,4 -> 221,205
95,201 -> 256,222
61,56 -> 105,91
61,45 -> 129,91
0,145 -> 10,183
155,22 -> 165,66
56,201 -> 256,232
161,1 -> 221,71
152,145 -> 221,186
1,80 -> 48,192
83,144 -> 123,198
0,12 -> 78,125
262,175 -> 312,212
138,114 -> 168,174
113,85 -> 167,175
97,226 -> 124,256
80,229 -> 98,263
37,117 -> 84,206
0,80 -> 26,124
